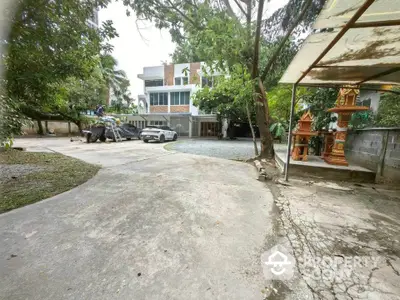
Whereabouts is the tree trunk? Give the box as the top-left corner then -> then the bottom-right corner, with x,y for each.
106,86 -> 111,106
246,101 -> 258,156
76,120 -> 82,132
37,120 -> 44,135
255,79 -> 274,158
251,0 -> 274,158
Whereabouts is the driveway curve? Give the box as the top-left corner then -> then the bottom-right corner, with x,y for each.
167,138 -> 260,160
0,138 -> 274,300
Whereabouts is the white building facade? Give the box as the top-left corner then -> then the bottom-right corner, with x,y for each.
121,62 -> 220,137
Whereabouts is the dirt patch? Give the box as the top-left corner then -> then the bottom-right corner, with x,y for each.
0,164 -> 47,183
0,150 -> 100,213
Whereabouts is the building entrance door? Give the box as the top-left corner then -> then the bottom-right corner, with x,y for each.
200,122 -> 219,137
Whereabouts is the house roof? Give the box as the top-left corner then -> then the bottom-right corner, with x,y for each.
279,0 -> 400,92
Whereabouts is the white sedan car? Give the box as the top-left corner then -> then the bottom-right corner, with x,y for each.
141,126 -> 178,143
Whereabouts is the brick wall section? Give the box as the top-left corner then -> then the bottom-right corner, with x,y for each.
345,128 -> 400,182
189,62 -> 200,84
164,64 -> 174,86
170,105 -> 190,113
150,106 -> 168,113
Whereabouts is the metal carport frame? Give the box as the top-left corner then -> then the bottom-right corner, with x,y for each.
280,0 -> 400,181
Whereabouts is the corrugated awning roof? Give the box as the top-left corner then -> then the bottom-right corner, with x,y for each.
279,0 -> 400,91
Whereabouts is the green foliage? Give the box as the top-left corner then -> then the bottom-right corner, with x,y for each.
375,91 -> 400,127
192,65 -> 255,123
350,110 -> 375,130
3,0 -> 118,135
301,88 -> 339,131
0,89 -> 31,145
270,122 -> 286,138
99,54 -> 128,94
268,85 -> 310,124
260,39 -> 299,89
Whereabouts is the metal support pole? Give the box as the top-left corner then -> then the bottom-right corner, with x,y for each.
284,84 -> 297,181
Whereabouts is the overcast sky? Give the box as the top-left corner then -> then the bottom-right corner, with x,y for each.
98,0 -> 287,100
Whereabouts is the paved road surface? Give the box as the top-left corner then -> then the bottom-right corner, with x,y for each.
168,138 -> 260,160
0,138 -> 275,300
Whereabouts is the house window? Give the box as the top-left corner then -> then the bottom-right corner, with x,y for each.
170,92 -> 190,105
174,77 -> 189,86
181,91 -> 190,105
145,79 -> 163,87
149,92 -> 168,105
171,91 -> 180,105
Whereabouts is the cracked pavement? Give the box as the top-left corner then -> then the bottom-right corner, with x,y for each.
268,179 -> 400,300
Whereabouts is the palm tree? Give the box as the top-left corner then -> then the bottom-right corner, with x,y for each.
99,54 -> 128,105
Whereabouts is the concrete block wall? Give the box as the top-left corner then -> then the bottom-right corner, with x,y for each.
22,121 -> 79,135
345,128 -> 400,182
386,130 -> 400,172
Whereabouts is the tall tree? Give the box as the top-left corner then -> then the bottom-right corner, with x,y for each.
3,0 -> 116,133
193,65 -> 259,155
99,54 -> 129,104
122,0 -> 326,158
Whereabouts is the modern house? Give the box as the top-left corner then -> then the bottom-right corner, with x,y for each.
121,62 -> 221,137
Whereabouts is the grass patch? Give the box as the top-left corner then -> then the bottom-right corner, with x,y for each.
0,150 -> 100,213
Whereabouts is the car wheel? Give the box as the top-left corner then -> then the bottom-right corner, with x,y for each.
173,134 -> 178,141
86,133 -> 98,143
99,135 -> 106,142
143,139 -> 149,143
159,134 -> 165,143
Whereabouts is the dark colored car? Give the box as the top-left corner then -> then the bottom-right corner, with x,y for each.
83,123 -> 142,143
106,123 -> 142,141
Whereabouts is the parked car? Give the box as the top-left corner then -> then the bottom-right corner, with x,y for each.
141,126 -> 178,143
106,123 -> 142,141
82,120 -> 142,143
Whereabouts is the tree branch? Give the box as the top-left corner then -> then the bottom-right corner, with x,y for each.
164,0 -> 199,28
232,0 -> 247,17
221,0 -> 236,17
251,0 -> 264,79
260,0 -> 313,83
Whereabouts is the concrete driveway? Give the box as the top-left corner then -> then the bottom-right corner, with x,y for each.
0,138 -> 275,300
167,138 -> 261,160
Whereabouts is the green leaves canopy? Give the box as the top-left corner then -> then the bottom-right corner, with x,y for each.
193,65 -> 255,123
3,0 -> 118,134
